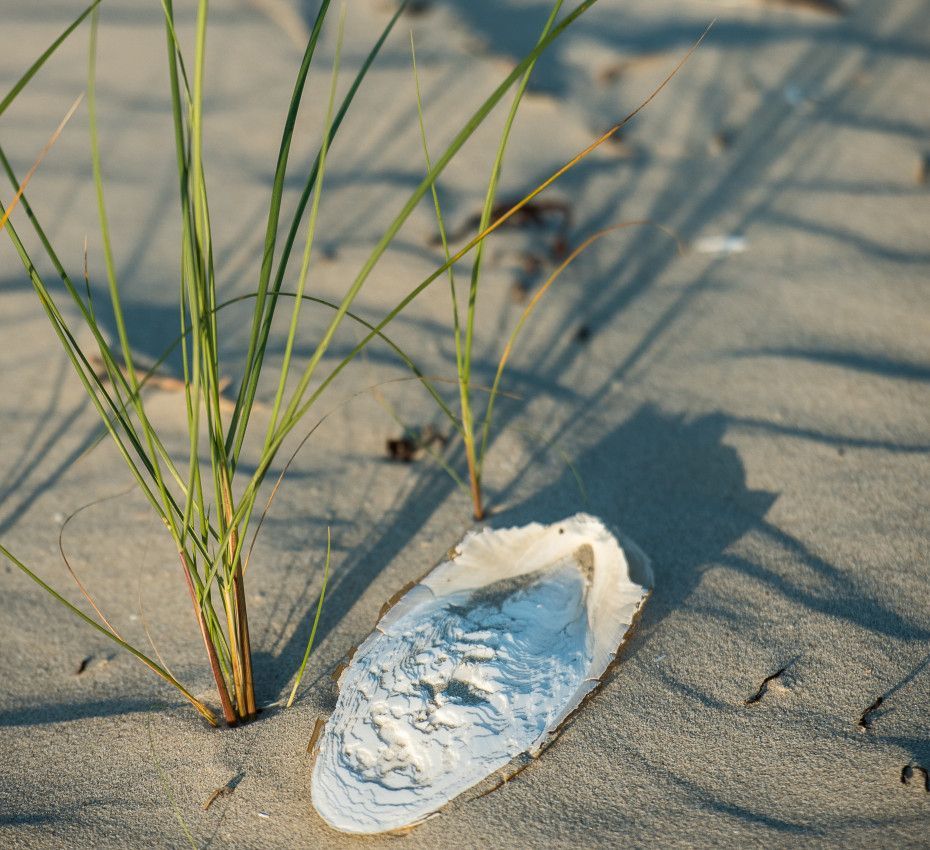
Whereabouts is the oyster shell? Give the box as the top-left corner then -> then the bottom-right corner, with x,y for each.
311,513 -> 651,833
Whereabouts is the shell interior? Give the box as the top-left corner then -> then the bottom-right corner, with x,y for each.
311,513 -> 651,834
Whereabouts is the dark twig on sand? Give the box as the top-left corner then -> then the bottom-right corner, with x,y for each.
857,695 -> 884,731
745,666 -> 788,705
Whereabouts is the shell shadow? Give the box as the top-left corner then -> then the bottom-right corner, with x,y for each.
494,405 -> 777,638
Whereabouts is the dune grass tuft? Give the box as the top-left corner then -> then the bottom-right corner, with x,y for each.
0,0 -> 624,725
409,14 -> 707,520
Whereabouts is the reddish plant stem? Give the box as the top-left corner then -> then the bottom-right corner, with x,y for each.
232,565 -> 257,718
179,551 -> 237,725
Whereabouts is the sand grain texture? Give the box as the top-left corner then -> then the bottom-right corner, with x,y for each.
1,0 -> 929,846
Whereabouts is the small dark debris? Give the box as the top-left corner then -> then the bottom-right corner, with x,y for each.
435,198 -> 571,245
573,325 -> 592,344
510,279 -> 531,304
762,0 -> 846,15
550,235 -> 569,262
404,0 -> 433,15
387,436 -> 418,463
709,129 -> 735,156
321,244 -> 339,262
916,153 -> 930,185
837,446 -> 846,457
522,253 -> 543,276
901,763 -> 930,792
386,425 -> 447,463
203,774 -> 244,810
307,716 -> 326,754
74,656 -> 92,676
857,695 -> 884,731
745,665 -> 788,705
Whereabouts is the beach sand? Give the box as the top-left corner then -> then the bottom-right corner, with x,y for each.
1,0 -> 929,846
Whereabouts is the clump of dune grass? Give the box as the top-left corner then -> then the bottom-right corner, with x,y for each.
0,0 -> 626,725
410,13 -> 704,521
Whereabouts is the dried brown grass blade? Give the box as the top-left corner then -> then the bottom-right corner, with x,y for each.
0,92 -> 84,232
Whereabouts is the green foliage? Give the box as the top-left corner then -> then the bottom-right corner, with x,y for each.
0,0 -> 611,724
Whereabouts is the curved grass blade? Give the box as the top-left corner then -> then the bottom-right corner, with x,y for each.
57,487 -> 135,636
0,542 -> 218,725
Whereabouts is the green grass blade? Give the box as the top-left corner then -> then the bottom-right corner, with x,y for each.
266,8 -> 344,442
410,34 -> 463,381
464,0 -> 563,379
227,0 -> 411,465
226,0 -> 335,458
158,0 -> 193,106
0,0 -> 102,118
286,527 -> 331,708
88,10 -> 136,386
270,0 -> 605,446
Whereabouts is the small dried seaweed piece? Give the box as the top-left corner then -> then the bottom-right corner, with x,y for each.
857,695 -> 884,731
762,0 -> 846,14
435,198 -> 572,245
203,785 -> 232,810
745,665 -> 788,705
386,425 -> 447,463
307,716 -> 326,754
900,763 -> 930,792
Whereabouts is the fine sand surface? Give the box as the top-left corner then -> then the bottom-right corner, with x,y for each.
1,0 -> 929,846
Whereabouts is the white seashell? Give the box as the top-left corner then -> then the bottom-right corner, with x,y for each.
311,513 -> 651,834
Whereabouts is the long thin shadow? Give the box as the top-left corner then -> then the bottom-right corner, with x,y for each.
0,800 -> 111,828
0,696 -> 168,728
728,415 -> 930,454
730,348 -> 930,384
863,650 -> 930,772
